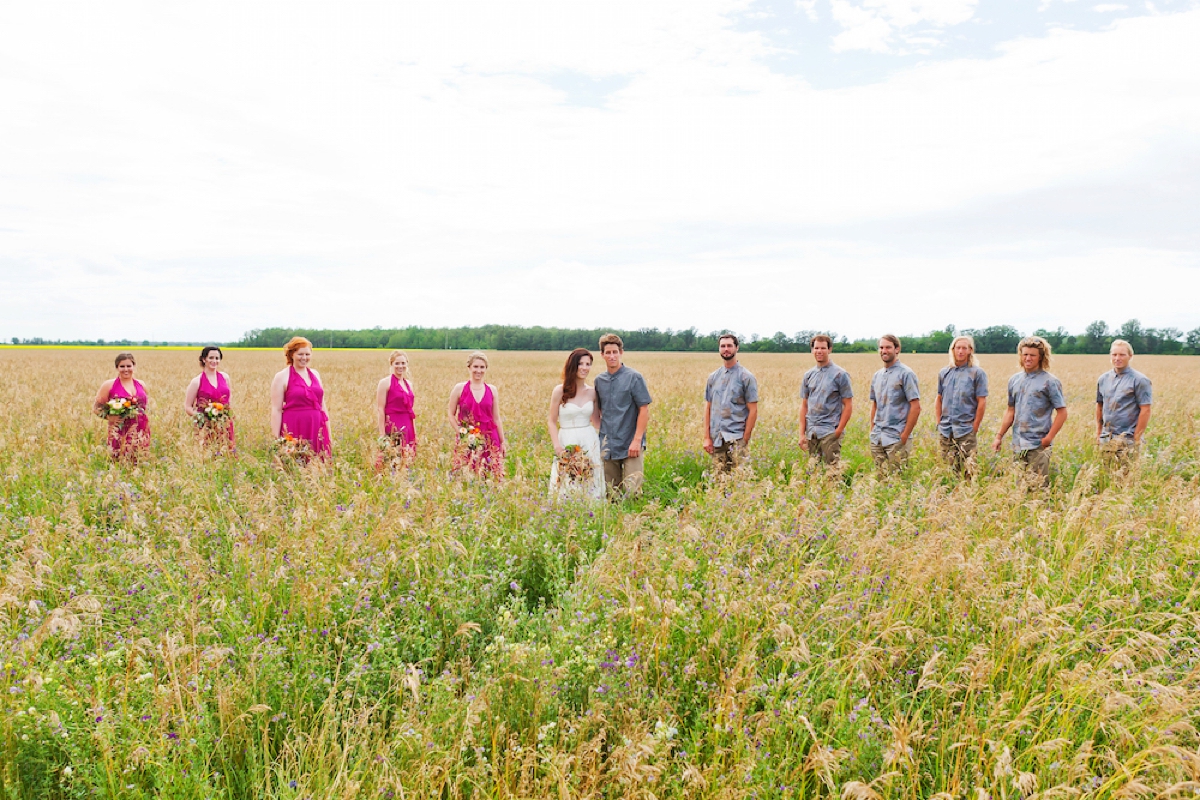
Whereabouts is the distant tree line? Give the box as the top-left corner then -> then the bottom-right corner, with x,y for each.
8,337 -> 194,347
232,320 -> 1200,355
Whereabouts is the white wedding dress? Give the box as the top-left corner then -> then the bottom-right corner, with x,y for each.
549,400 -> 605,500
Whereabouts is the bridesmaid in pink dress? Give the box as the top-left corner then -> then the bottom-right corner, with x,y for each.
375,350 -> 417,447
269,337 -> 332,458
93,352 -> 151,461
445,351 -> 506,478
184,346 -> 235,448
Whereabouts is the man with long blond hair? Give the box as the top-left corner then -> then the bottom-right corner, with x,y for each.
993,335 -> 1067,480
935,334 -> 988,473
1096,338 -> 1151,463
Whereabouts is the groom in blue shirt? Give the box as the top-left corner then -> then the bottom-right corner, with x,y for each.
594,333 -> 652,498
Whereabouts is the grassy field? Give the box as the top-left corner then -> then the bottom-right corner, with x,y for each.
2,347 -> 1200,799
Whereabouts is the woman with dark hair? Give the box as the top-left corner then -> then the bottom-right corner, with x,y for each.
270,337 -> 332,459
184,346 -> 234,447
93,352 -> 151,461
547,348 -> 603,499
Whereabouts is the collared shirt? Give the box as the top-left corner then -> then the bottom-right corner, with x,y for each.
705,362 -> 759,446
868,362 -> 920,446
1096,367 -> 1151,441
800,363 -> 853,439
1006,370 -> 1066,451
936,364 -> 989,438
595,364 -> 652,461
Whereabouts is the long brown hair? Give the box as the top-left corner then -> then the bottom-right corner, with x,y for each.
561,348 -> 593,403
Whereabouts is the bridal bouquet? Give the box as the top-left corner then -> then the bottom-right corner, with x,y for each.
557,444 -> 594,483
192,401 -> 232,429
98,396 -> 141,422
457,423 -> 485,451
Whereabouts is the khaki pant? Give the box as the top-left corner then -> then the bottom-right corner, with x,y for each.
938,431 -> 977,473
603,455 -> 645,498
1016,445 -> 1051,479
711,440 -> 746,473
806,432 -> 842,466
869,439 -> 912,472
1099,438 -> 1138,467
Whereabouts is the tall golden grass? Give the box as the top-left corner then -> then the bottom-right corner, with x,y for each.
2,347 -> 1199,799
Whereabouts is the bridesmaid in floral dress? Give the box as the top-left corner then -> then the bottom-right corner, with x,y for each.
269,337 -> 332,458
375,350 -> 418,448
93,352 -> 151,461
445,351 -> 506,477
184,346 -> 235,448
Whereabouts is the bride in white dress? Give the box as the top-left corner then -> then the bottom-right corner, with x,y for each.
548,348 -> 605,500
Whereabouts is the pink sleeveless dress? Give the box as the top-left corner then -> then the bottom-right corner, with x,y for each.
383,375 -> 417,447
453,383 -> 503,477
196,371 -> 235,446
108,379 -> 150,459
280,367 -> 331,456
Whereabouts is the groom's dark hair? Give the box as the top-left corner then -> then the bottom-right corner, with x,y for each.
599,333 -> 624,352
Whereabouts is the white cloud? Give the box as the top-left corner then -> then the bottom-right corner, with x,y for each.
0,2 -> 1198,340
1094,3 -> 1129,10
829,0 -> 979,53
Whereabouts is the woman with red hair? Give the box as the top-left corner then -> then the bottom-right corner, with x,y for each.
270,337 -> 332,458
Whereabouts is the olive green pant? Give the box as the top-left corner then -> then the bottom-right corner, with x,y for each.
869,439 -> 912,472
938,431 -> 977,473
805,432 -> 842,466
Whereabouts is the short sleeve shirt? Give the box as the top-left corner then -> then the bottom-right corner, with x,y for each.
936,365 -> 989,438
800,363 -> 853,439
595,364 -> 652,461
1006,370 -> 1066,451
868,362 -> 920,446
705,363 -> 759,446
1096,367 -> 1151,441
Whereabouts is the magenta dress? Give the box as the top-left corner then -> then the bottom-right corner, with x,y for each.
107,379 -> 150,459
383,375 -> 417,447
195,371 -> 235,446
453,383 -> 503,477
280,367 -> 331,456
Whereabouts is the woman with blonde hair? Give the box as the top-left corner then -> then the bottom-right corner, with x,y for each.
270,337 -> 332,458
446,351 -> 505,477
375,350 -> 417,448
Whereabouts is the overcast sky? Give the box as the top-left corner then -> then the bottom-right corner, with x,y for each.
2,0 -> 1198,343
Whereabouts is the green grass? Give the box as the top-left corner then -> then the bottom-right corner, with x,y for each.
4,429 -> 1200,799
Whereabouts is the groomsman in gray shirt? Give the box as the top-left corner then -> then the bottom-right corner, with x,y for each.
993,335 -> 1067,480
595,333 -> 652,498
799,334 -> 853,466
869,334 -> 921,472
1096,338 -> 1151,463
703,334 -> 758,472
935,334 -> 988,474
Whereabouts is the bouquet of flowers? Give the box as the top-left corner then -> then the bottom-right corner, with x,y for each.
457,423 -> 485,451
557,444 -> 595,483
376,434 -> 412,471
98,396 -> 141,422
272,432 -> 314,466
192,401 -> 232,430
